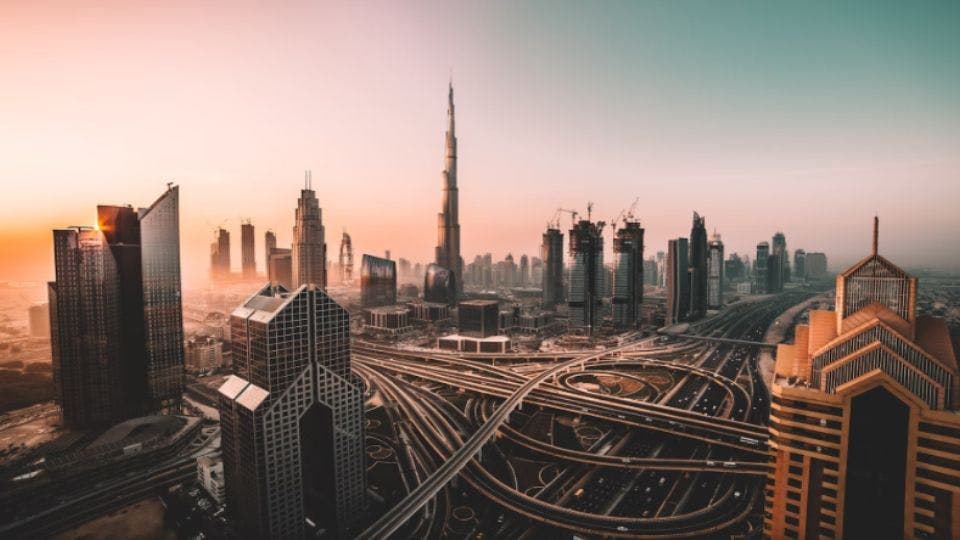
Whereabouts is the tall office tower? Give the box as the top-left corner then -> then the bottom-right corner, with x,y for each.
240,221 -> 255,279
656,250 -> 666,287
292,171 -> 327,289
503,254 -> 517,287
612,221 -> 644,329
688,212 -> 708,320
755,241 -> 770,294
97,186 -> 184,416
435,83 -> 462,301
360,254 -> 397,308
707,232 -> 724,309
541,227 -> 565,308
531,257 -> 544,288
268,248 -> 293,289
49,227 -> 124,428
219,285 -> 365,539
665,238 -> 690,325
51,186 -> 185,427
806,252 -> 828,278
766,218 -> 960,540
519,254 -> 530,286
423,263 -> 456,305
643,257 -> 657,285
210,227 -> 231,280
567,220 -> 604,334
339,232 -> 353,283
264,230 -> 276,274
771,231 -> 789,287
482,253 -> 494,289
793,248 -> 806,282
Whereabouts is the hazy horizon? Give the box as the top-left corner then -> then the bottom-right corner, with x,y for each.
2,0 -> 959,287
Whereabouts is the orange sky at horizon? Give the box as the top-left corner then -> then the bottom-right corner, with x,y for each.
2,1 -> 959,287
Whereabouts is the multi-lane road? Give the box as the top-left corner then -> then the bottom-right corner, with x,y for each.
356,291 -> 814,538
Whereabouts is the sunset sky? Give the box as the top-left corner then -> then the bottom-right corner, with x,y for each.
2,0 -> 958,287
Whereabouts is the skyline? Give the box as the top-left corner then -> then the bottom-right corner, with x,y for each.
2,0 -> 960,286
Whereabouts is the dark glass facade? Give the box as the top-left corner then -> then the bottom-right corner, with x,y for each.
458,300 -> 499,337
688,212 -> 707,320
666,237 -> 689,324
49,227 -> 124,428
541,228 -> 564,308
612,221 -> 644,328
49,186 -> 184,427
423,263 -> 456,305
360,254 -> 397,308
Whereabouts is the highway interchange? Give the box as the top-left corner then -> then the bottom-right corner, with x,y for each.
355,291 -> 814,539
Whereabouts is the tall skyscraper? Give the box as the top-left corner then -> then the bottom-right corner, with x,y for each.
49,226 -> 123,428
292,171 -> 327,289
51,186 -> 185,427
360,254 -> 397,308
210,227 -> 230,280
241,221 -> 255,279
567,220 -> 604,334
268,248 -> 293,289
264,229 -> 276,274
766,218 -> 959,539
707,232 -> 724,309
656,250 -> 666,288
612,221 -> 644,329
755,241 -> 770,294
339,231 -> 353,283
519,254 -> 530,287
688,212 -> 708,320
219,284 -> 365,539
435,83 -> 462,301
793,248 -> 807,282
771,231 -> 789,289
665,238 -> 690,325
541,227 -> 564,308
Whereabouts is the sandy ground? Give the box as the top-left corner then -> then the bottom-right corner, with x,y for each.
53,497 -> 176,540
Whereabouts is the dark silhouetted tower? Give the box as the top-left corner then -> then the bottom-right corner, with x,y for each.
612,221 -> 644,328
241,221 -> 255,279
541,227 -> 564,308
666,238 -> 690,324
688,212 -> 708,320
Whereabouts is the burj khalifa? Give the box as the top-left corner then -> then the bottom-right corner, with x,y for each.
435,83 -> 462,298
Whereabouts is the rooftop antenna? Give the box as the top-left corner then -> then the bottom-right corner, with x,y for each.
587,201 -> 594,222
872,215 -> 879,256
304,170 -> 313,190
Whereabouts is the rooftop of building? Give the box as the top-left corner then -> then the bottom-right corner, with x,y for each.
364,304 -> 412,315
459,299 -> 499,307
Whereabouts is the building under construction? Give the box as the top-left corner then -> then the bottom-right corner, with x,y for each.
567,219 -> 604,334
541,227 -> 564,309
612,221 -> 644,329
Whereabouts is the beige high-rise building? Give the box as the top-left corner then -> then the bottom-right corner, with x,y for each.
766,218 -> 959,539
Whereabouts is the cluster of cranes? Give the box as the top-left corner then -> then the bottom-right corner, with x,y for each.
546,197 -> 641,236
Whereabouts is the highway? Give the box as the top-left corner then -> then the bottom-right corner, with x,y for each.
355,291 -> 813,538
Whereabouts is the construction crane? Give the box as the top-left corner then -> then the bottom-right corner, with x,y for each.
557,208 -> 579,228
610,197 -> 641,232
